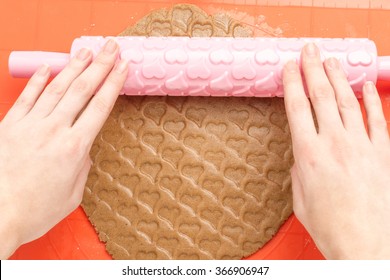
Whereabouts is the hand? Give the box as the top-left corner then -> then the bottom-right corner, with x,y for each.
282,43 -> 390,259
0,39 -> 128,258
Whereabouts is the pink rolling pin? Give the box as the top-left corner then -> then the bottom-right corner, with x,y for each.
8,36 -> 390,97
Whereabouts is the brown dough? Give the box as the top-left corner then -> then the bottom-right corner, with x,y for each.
82,4 -> 293,260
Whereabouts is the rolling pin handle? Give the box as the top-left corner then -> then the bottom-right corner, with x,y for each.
8,51 -> 70,78
377,56 -> 390,81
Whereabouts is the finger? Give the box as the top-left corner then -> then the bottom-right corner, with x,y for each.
362,81 -> 389,144
324,58 -> 365,134
283,60 -> 316,148
3,64 -> 50,123
301,43 -> 343,132
51,39 -> 119,125
29,48 -> 92,118
73,59 -> 128,145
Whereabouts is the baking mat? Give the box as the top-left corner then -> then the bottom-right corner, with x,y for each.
1,0 -> 389,260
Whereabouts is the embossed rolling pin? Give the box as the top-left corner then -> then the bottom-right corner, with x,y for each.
8,36 -> 390,97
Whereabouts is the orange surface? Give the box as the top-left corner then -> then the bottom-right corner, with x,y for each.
1,0 -> 390,260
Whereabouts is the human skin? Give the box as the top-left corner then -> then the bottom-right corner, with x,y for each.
0,40 -> 128,259
283,43 -> 390,259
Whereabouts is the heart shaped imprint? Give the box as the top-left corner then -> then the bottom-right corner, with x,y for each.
82,4 -> 293,260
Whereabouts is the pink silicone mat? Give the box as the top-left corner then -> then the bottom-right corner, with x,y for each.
1,0 -> 390,260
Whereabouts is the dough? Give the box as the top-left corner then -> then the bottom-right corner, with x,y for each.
82,4 -> 293,260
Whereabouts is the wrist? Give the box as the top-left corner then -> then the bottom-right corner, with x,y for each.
320,237 -> 389,260
0,226 -> 21,259
0,194 -> 22,259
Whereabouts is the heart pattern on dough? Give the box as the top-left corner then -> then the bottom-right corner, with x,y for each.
82,4 -> 293,261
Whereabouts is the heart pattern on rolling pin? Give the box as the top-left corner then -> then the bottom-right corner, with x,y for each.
209,49 -> 234,65
164,48 -> 189,64
347,50 -> 373,66
255,49 -> 280,65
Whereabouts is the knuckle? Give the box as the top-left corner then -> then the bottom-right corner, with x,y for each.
45,82 -> 64,96
43,120 -> 61,136
283,67 -> 301,82
299,146 -> 317,168
371,117 -> 388,130
287,97 -> 310,114
283,79 -> 303,95
92,96 -> 111,115
338,96 -> 359,110
105,73 -> 125,91
94,55 -> 114,68
15,96 -> 34,108
25,75 -> 46,91
310,85 -> 333,101
71,78 -> 91,95
303,58 -> 322,70
64,135 -> 85,157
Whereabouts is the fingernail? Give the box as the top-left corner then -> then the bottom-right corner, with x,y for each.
76,48 -> 91,61
115,59 -> 129,74
36,64 -> 50,76
364,81 -> 376,94
103,39 -> 118,54
305,43 -> 318,57
325,57 -> 340,71
285,60 -> 299,73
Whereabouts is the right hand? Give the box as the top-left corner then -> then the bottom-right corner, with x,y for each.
282,43 -> 390,259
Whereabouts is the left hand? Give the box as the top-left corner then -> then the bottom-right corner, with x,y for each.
0,39 -> 128,259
